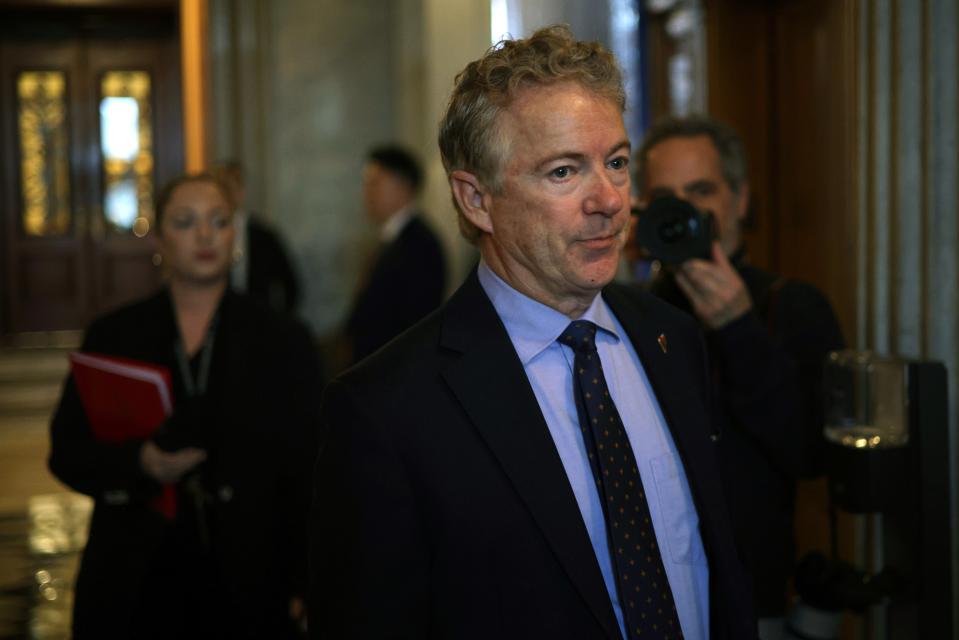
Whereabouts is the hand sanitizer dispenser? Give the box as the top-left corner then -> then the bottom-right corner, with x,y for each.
820,350 -> 953,638
824,350 -> 909,449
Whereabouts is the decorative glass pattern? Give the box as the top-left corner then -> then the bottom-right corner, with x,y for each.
100,71 -> 154,236
17,71 -> 71,236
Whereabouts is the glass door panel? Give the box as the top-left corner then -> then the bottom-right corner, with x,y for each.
99,70 -> 154,237
16,70 -> 71,237
1,23 -> 181,335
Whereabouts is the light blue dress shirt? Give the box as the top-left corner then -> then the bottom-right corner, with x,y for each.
478,262 -> 710,640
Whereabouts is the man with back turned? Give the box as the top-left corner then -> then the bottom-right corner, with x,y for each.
345,146 -> 446,364
310,26 -> 757,640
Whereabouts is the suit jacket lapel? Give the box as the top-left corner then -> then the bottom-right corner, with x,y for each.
602,286 -> 716,528
605,287 -> 749,639
439,272 -> 621,640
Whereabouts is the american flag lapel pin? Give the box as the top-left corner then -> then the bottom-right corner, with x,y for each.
657,333 -> 668,354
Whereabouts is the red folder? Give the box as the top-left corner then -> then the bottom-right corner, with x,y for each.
69,352 -> 177,518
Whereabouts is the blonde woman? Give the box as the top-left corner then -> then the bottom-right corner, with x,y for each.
51,174 -> 320,638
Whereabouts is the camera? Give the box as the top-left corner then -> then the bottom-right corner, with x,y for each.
632,195 -> 715,265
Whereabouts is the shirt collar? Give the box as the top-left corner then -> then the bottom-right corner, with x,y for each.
477,260 -> 621,365
380,205 -> 414,242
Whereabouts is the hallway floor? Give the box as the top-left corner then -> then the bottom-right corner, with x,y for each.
0,347 -> 89,639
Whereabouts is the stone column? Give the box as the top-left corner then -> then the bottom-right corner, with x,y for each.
208,0 -> 399,335
857,0 -> 958,625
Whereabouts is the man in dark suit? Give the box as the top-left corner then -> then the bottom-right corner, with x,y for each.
344,146 -> 446,364
310,26 -> 757,640
634,116 -> 845,638
214,160 -> 302,313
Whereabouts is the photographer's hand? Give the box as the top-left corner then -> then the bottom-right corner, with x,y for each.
675,241 -> 752,330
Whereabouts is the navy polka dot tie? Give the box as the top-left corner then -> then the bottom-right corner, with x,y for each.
558,320 -> 683,639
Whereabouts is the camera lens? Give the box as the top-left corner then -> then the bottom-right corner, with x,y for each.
634,195 -> 713,264
660,218 -> 688,242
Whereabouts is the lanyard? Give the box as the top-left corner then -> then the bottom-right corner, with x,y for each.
175,314 -> 219,398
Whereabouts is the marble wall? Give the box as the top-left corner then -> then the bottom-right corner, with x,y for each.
269,2 -> 401,334
210,0 -> 498,337
210,0 -> 403,336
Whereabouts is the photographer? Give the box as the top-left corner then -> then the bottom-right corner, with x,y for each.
633,116 -> 845,639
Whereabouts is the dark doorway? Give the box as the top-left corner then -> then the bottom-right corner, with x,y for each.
0,6 -> 183,336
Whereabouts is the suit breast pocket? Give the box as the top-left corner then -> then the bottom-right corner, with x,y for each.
650,454 -> 707,566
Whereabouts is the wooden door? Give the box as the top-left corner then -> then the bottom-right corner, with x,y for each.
0,8 -> 182,336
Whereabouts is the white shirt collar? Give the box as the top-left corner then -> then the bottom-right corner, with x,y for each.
477,260 -> 621,365
380,205 -> 415,242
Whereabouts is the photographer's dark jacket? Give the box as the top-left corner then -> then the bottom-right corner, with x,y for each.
49,289 -> 322,638
651,254 -> 844,616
